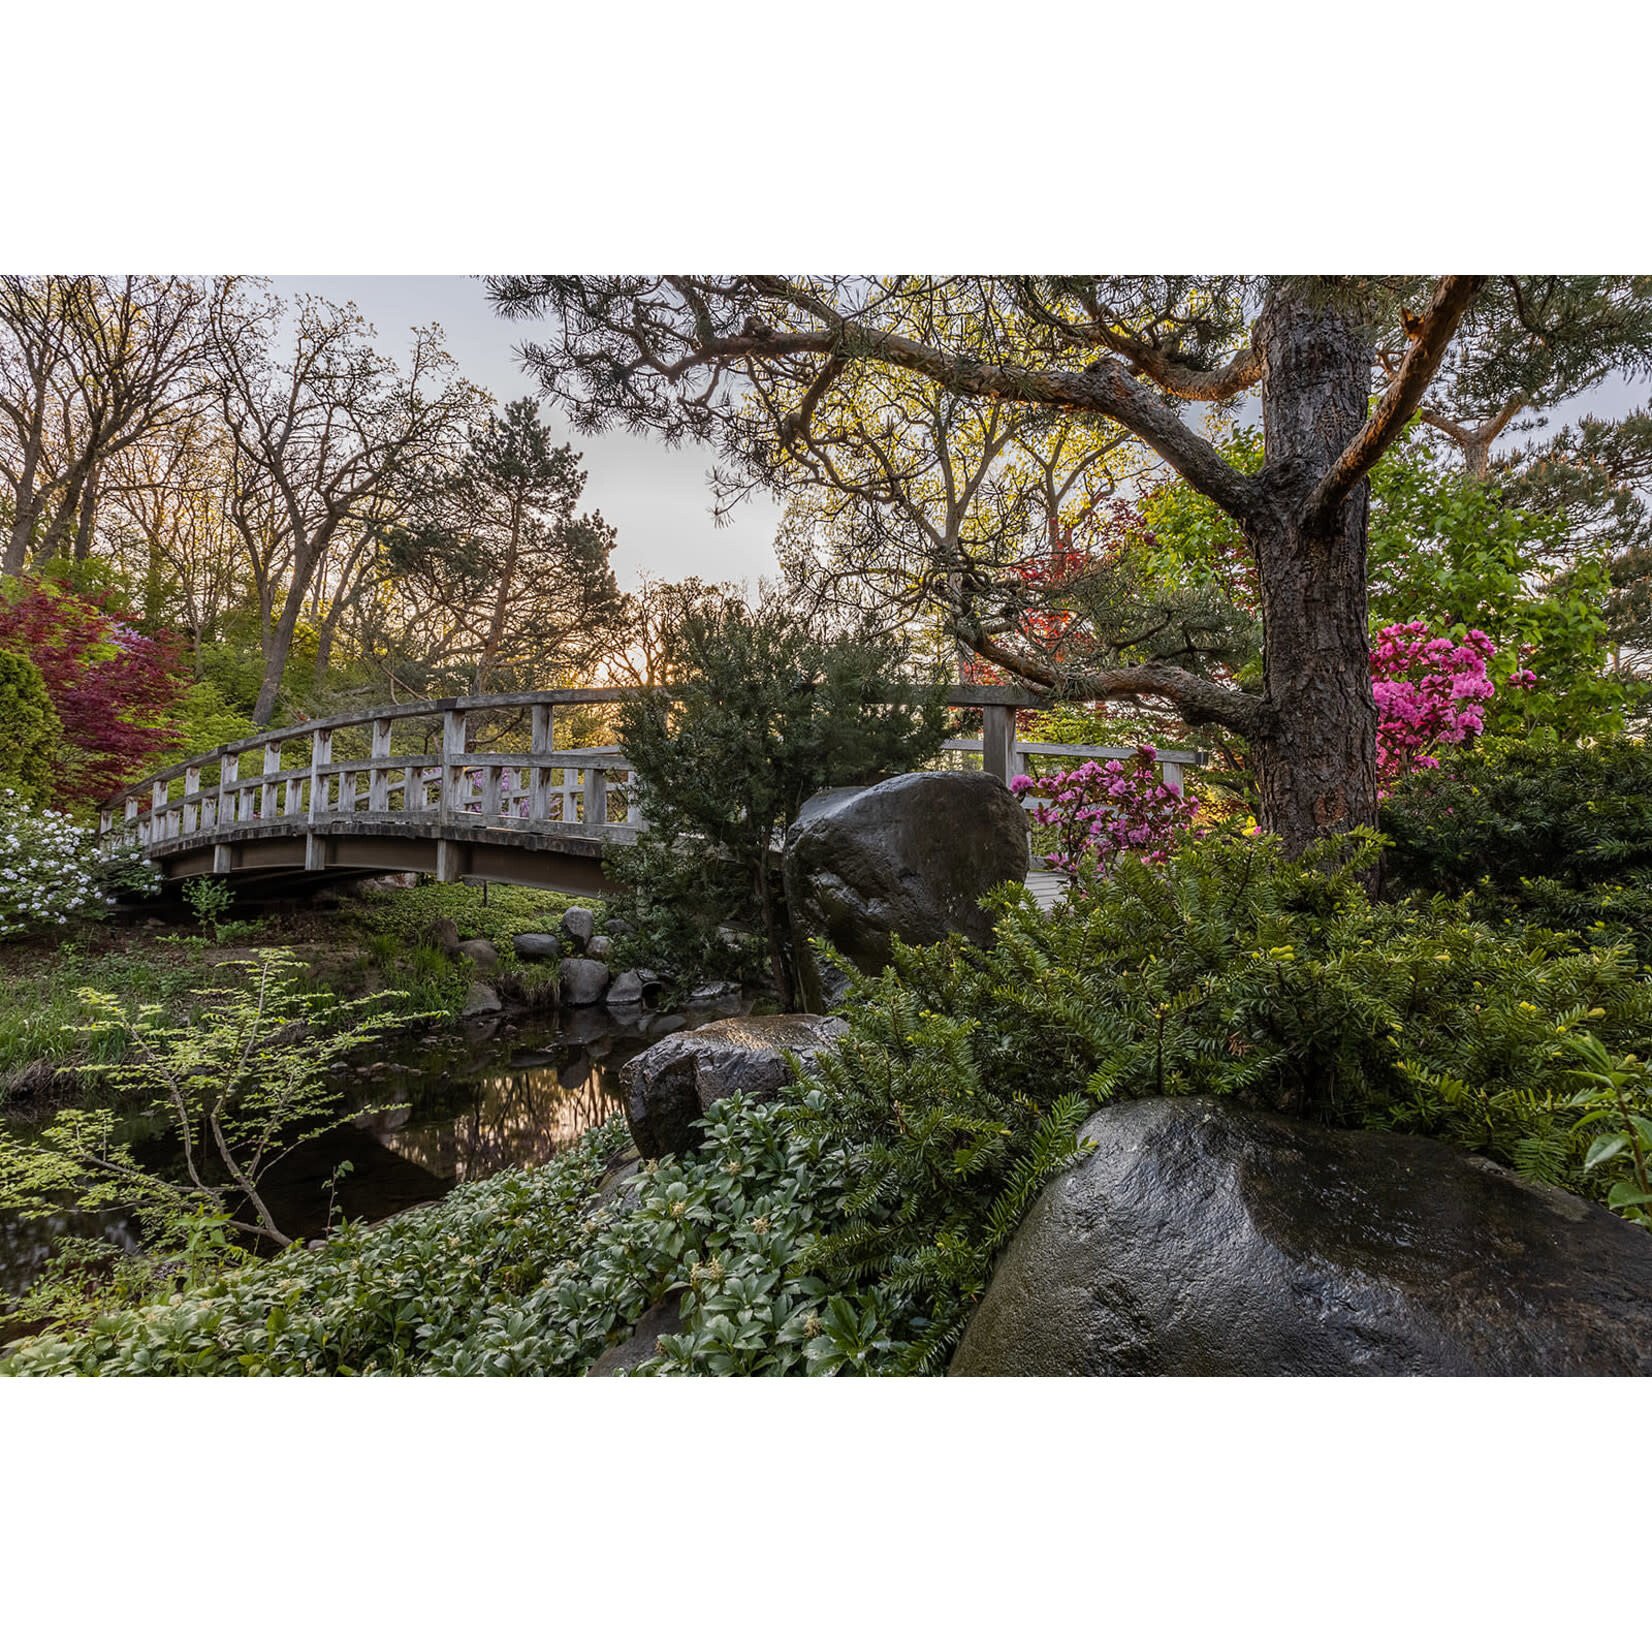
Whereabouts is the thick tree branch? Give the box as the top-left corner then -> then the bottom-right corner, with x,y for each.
1092,331 -> 1262,402
954,616 -> 1270,739
1304,275 -> 1486,525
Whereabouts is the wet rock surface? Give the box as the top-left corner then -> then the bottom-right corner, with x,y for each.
951,1097 -> 1652,1377
784,770 -> 1029,1011
620,1013 -> 847,1160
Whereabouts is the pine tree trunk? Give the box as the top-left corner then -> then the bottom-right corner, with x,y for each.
1247,290 -> 1379,854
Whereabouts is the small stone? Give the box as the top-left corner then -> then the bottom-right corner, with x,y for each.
428,917 -> 462,955
588,1294 -> 683,1376
606,917 -> 633,939
456,937 -> 498,967
512,932 -> 562,961
587,934 -> 613,961
560,957 -> 610,1005
461,981 -> 502,1017
560,906 -> 596,949
606,969 -> 644,1004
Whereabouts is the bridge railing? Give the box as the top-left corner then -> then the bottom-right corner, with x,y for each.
98,690 -> 649,857
940,736 -> 1201,811
97,685 -> 1203,866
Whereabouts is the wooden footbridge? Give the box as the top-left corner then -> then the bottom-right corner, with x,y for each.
98,687 -> 1201,899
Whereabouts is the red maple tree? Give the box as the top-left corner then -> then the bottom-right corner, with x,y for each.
0,581 -> 185,806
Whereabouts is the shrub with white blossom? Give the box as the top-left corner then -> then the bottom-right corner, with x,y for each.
0,788 -> 105,939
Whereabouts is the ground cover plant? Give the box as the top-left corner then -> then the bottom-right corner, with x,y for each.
0,879 -> 585,1099
9,827 -> 1652,1376
0,953 -> 423,1329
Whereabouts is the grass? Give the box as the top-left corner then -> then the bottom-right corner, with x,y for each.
0,878 -> 605,1100
349,879 -> 601,957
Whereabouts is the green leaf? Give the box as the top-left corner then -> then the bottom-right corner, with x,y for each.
1585,1132 -> 1630,1171
1606,1182 -> 1652,1210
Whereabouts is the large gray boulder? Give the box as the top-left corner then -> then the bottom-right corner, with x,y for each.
620,1013 -> 847,1160
951,1098 -> 1652,1377
783,770 -> 1028,1010
606,969 -> 645,1005
559,957 -> 611,1006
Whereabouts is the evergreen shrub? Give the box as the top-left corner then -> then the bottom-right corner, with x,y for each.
0,648 -> 61,806
1382,733 -> 1652,958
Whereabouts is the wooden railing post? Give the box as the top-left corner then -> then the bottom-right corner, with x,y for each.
981,703 -> 1016,785
369,718 -> 392,812
183,765 -> 202,835
262,743 -> 282,820
308,729 -> 332,824
437,709 -> 466,880
215,751 -> 238,827
583,762 -> 608,829
529,705 -> 553,823
305,728 -> 331,871
441,711 -> 466,820
152,778 -> 170,841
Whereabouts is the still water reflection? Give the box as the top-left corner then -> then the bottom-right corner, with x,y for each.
0,996 -> 743,1320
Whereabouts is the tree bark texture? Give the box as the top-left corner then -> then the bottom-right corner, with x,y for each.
1247,291 -> 1379,852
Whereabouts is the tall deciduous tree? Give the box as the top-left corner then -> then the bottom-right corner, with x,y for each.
487,275 -> 1573,852
0,276 -> 208,575
207,281 -> 483,724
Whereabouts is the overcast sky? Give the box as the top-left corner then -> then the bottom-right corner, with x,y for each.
283,276 -> 783,595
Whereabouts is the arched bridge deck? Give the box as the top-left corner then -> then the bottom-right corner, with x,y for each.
98,688 -> 1202,899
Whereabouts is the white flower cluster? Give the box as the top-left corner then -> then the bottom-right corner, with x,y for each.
0,787 -> 105,940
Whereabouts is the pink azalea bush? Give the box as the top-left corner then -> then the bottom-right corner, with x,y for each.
1369,622 -> 1516,793
1011,745 -> 1199,888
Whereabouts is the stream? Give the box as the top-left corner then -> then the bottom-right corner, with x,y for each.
0,995 -> 745,1337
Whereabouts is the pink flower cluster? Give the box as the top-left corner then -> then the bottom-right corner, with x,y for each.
1011,745 -> 1199,888
1370,622 -> 1499,792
